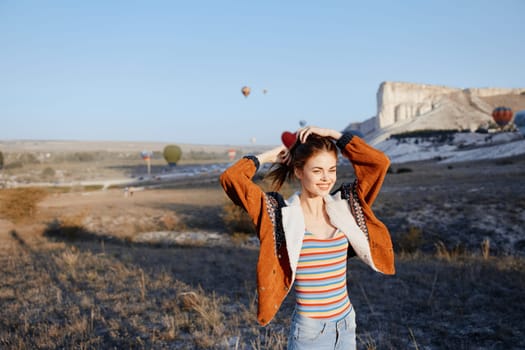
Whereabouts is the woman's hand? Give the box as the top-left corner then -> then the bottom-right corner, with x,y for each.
256,145 -> 289,165
297,126 -> 342,144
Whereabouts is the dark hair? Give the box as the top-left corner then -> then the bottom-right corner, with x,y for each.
265,134 -> 338,191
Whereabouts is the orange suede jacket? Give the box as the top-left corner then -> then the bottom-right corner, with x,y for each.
220,134 -> 395,326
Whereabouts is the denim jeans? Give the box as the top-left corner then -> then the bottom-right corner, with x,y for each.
287,308 -> 356,350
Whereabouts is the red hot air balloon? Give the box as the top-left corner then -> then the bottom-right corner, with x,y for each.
227,149 -> 237,161
141,150 -> 153,175
141,150 -> 152,161
241,86 -> 251,98
492,106 -> 513,127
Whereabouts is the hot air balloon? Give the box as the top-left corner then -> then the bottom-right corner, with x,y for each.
141,150 -> 152,161
299,120 -> 307,127
492,106 -> 513,127
241,86 -> 251,98
141,150 -> 153,175
262,89 -> 268,95
514,110 -> 525,136
227,149 -> 237,162
163,145 -> 182,167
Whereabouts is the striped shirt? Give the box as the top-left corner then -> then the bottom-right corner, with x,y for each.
294,230 -> 351,321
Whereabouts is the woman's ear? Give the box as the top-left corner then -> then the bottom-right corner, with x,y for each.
294,167 -> 302,180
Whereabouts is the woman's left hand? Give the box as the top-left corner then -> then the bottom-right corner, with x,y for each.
297,126 -> 342,143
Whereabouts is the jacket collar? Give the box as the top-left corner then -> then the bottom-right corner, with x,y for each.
282,191 -> 377,279
281,192 -> 304,280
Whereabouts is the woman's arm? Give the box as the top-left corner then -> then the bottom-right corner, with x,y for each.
220,145 -> 287,226
336,133 -> 390,206
256,145 -> 288,166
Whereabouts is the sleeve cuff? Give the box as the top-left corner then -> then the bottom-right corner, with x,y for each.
243,155 -> 260,171
336,132 -> 354,150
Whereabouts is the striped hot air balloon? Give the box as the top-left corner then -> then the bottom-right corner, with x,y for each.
492,106 -> 513,127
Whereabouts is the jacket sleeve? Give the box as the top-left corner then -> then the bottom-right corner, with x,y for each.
219,156 -> 268,232
220,157 -> 294,326
337,133 -> 395,275
337,133 -> 390,206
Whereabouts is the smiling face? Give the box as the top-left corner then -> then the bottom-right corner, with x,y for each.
294,150 -> 337,198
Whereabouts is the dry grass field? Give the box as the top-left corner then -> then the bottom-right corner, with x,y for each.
1,150 -> 525,349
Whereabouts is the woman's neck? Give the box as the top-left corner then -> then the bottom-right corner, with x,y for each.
299,194 -> 325,219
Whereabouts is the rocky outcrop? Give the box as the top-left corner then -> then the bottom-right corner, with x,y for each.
376,82 -> 460,128
376,82 -> 525,129
345,81 -> 525,144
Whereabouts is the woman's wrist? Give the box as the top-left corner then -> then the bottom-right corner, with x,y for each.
243,155 -> 260,170
335,132 -> 354,149
256,147 -> 280,164
331,130 -> 343,140
255,153 -> 269,165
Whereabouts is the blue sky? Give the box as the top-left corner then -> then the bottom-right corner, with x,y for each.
1,0 -> 524,145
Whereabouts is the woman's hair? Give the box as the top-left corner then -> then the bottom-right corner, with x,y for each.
265,134 -> 338,191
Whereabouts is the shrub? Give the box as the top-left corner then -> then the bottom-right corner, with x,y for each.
82,185 -> 104,192
0,187 -> 48,222
396,226 -> 423,253
44,215 -> 88,241
18,153 -> 39,165
396,167 -> 413,174
4,161 -> 23,169
185,150 -> 222,161
222,201 -> 255,234
72,152 -> 95,162
41,167 -> 56,179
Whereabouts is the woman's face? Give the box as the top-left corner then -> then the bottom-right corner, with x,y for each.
295,150 -> 337,198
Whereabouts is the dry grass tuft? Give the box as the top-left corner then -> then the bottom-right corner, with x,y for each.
434,240 -> 466,261
0,187 -> 48,222
396,226 -> 423,253
481,238 -> 491,259
176,288 -> 227,348
159,213 -> 180,231
222,200 -> 255,235
59,211 -> 88,230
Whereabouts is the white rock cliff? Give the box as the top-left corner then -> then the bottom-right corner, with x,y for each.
347,81 -> 525,144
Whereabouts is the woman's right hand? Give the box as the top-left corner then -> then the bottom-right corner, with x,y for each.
256,145 -> 289,165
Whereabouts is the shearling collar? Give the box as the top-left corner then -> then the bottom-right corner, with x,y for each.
281,191 -> 378,281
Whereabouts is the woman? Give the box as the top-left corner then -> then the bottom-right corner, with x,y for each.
220,126 -> 395,349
